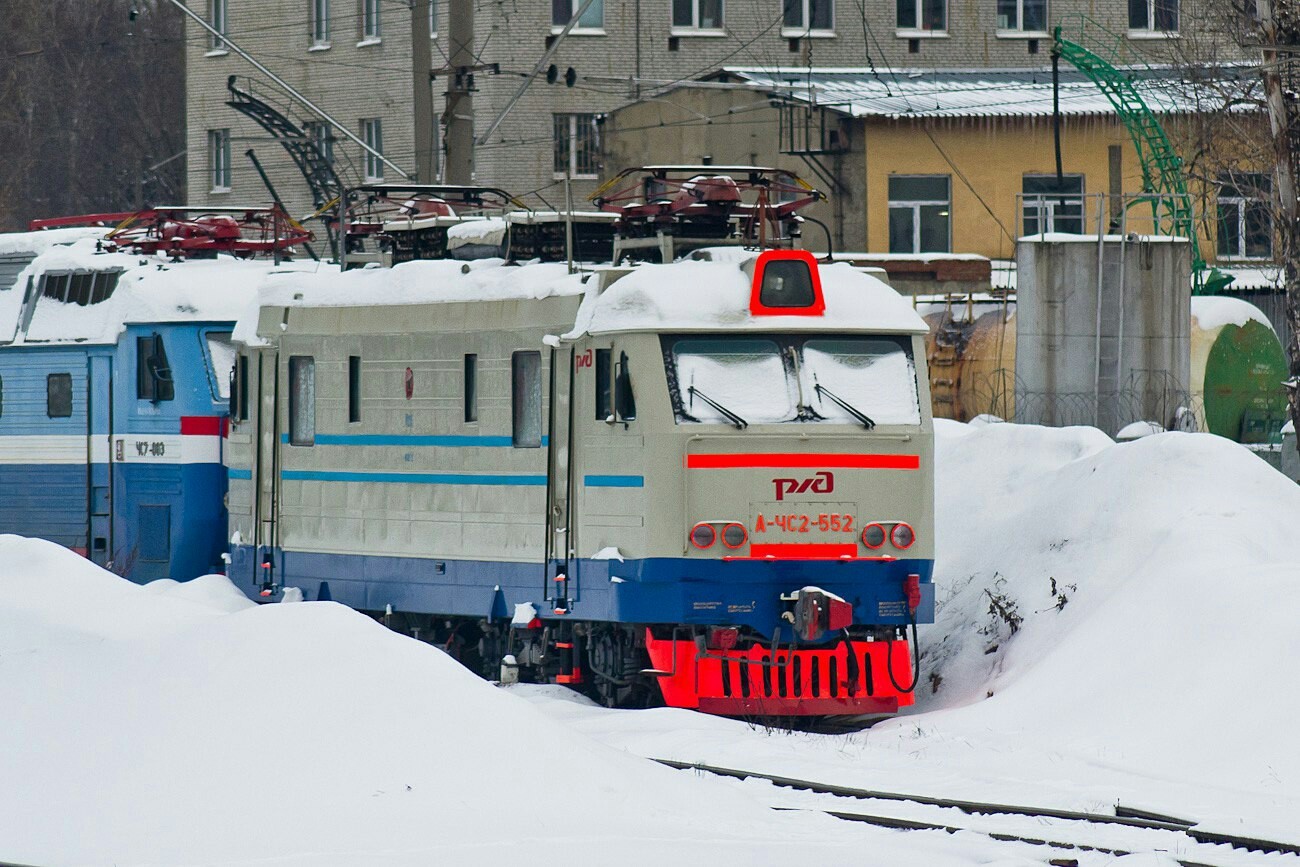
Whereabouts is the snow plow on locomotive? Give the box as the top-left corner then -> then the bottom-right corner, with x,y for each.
224,243 -> 934,718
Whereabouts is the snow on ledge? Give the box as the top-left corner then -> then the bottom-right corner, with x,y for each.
1191,295 -> 1275,334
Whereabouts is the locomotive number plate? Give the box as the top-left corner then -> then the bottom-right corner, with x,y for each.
751,501 -> 857,535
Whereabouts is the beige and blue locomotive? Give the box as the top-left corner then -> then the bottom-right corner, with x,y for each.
225,249 -> 934,716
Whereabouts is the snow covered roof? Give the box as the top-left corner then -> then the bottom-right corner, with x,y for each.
239,256 -> 927,345
718,65 -> 1257,120
0,226 -> 106,257
1,238 -> 319,346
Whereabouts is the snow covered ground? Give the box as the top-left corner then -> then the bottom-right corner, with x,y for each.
3,420 -> 1299,864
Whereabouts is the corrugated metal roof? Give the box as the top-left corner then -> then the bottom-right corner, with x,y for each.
720,66 -> 1258,120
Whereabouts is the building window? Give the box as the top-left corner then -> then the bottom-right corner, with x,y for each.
289,356 -> 315,446
305,121 -> 334,165
348,355 -> 362,423
888,175 -> 950,253
209,0 -> 228,50
137,334 -> 175,402
784,0 -> 833,32
552,0 -> 604,30
1022,174 -> 1085,235
311,0 -> 330,45
673,0 -> 723,30
47,373 -> 73,419
429,0 -> 438,36
896,0 -> 944,31
1129,0 -> 1177,32
997,0 -> 1046,31
361,0 -> 381,40
463,353 -> 477,423
1217,174 -> 1273,260
512,351 -> 542,448
553,113 -> 600,179
209,128 -> 231,192
361,118 -> 384,181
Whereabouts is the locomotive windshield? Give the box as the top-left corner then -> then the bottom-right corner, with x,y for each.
664,334 -> 921,427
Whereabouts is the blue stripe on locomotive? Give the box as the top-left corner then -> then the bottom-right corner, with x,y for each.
0,323 -> 231,582
228,543 -> 934,637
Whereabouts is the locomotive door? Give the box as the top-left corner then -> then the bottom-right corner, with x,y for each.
87,355 -> 112,568
251,351 -> 280,588
544,345 -> 576,604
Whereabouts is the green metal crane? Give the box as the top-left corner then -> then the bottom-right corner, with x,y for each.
1051,22 -> 1231,294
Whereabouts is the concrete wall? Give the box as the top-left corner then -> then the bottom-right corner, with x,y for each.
1015,236 -> 1192,434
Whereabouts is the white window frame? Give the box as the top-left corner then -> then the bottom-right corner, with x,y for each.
1217,175 -> 1273,261
1022,174 -> 1085,235
672,0 -> 725,34
305,121 -> 334,165
996,0 -> 1048,36
209,128 -> 232,193
429,0 -> 438,37
310,0 -> 330,48
551,0 -> 605,34
361,118 -> 384,182
887,175 -> 950,254
1128,0 -> 1178,36
207,0 -> 229,53
360,0 -> 381,44
782,0 -> 835,36
895,0 -> 946,35
553,113 -> 600,180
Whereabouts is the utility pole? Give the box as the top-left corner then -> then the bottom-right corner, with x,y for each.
1256,0 -> 1300,433
443,0 -> 475,184
411,0 -> 436,182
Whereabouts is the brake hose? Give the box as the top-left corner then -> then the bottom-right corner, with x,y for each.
884,604 -> 921,694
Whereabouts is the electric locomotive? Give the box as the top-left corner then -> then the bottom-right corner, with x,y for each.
0,210 -> 314,582
224,248 -> 935,716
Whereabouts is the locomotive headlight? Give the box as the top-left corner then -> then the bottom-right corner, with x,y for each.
721,522 -> 748,549
861,523 -> 886,549
690,522 -> 717,549
890,522 -> 916,550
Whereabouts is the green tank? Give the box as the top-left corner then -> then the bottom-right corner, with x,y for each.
1191,296 -> 1288,443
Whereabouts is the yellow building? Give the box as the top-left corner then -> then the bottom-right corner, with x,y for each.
604,67 -> 1271,270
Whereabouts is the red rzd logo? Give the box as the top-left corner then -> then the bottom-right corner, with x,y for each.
773,471 -> 834,501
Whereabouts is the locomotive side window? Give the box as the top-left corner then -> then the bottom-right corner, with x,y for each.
348,355 -> 362,424
137,334 -> 175,402
47,373 -> 72,418
616,350 -> 636,421
288,355 -> 316,446
511,350 -> 541,448
230,355 -> 249,421
205,331 -> 235,401
595,348 -> 612,421
463,354 -> 477,423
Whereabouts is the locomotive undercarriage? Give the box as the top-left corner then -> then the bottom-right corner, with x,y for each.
367,609 -> 916,717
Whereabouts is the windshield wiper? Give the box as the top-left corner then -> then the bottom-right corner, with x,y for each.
814,383 -> 876,430
688,385 -> 748,429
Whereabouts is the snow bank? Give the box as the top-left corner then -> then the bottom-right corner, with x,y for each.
0,535 -> 966,866
1191,294 -> 1275,333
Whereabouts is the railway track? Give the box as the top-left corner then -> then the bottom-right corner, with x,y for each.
655,759 -> 1300,865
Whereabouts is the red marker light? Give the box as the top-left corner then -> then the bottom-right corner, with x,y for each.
690,522 -> 716,549
890,522 -> 915,550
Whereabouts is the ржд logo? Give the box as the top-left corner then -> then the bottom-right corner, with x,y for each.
773,470 -> 834,501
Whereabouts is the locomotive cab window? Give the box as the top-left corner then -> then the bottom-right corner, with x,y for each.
512,350 -> 542,448
288,355 -> 316,446
348,355 -> 361,424
230,355 -> 249,422
615,350 -> 636,421
137,334 -> 175,402
463,353 -> 477,423
595,348 -> 612,421
47,373 -> 73,418
663,334 -> 920,427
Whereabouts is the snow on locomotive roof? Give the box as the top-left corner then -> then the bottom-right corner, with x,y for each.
1,238 -> 318,345
572,260 -> 928,335
239,256 -> 926,343
0,226 -> 106,256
